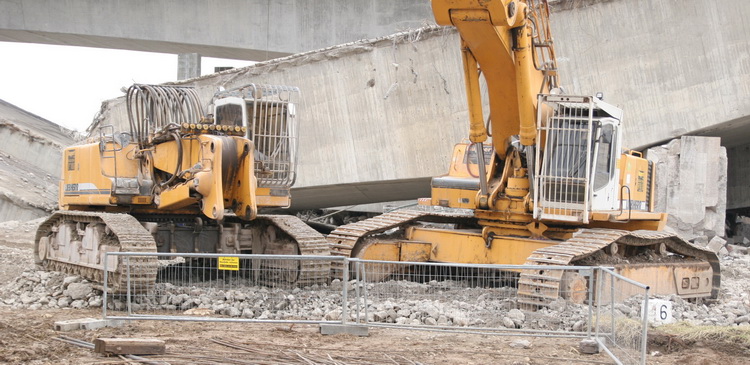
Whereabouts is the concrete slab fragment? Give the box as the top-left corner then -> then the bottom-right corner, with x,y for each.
647,137 -> 727,241
54,318 -> 123,331
54,317 -> 99,331
707,236 -> 727,254
578,338 -> 600,354
319,323 -> 369,337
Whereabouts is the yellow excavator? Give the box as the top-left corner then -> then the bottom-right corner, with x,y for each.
328,0 -> 719,305
34,83 -> 329,291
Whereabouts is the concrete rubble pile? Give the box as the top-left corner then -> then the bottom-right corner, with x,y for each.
0,270 -> 588,330
3,255 -> 749,329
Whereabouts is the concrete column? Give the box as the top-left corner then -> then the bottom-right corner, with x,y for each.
177,53 -> 201,80
646,136 -> 727,241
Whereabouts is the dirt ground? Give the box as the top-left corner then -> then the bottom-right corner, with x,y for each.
1,221 -> 749,364
0,307 -> 748,365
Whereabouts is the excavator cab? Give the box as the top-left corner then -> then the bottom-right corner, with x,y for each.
212,85 -> 300,208
214,97 -> 245,127
534,94 -> 626,223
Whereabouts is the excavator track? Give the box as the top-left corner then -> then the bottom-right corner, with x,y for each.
34,211 -> 158,294
329,212 -> 720,306
328,210 -> 430,278
256,215 -> 331,286
327,209 -> 473,278
34,213 -> 330,292
517,228 -> 721,307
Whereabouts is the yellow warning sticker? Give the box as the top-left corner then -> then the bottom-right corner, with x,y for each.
218,256 -> 239,271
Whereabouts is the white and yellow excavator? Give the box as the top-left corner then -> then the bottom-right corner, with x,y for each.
328,0 -> 719,305
34,84 -> 329,291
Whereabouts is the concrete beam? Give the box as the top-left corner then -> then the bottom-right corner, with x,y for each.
92,27 -> 467,211
0,0 -> 433,61
290,178 -> 430,211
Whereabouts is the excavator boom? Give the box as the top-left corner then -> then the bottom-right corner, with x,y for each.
432,0 -> 557,156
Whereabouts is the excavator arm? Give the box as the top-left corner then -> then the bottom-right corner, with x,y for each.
431,0 -> 556,156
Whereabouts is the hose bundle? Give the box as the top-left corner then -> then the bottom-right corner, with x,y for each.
126,84 -> 204,148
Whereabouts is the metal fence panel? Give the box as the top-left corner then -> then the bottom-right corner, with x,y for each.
104,253 -> 345,324
595,267 -> 649,365
352,259 -> 599,337
102,253 -> 648,364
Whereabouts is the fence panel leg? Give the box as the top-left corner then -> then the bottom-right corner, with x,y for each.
641,291 -> 650,365
103,253 -> 109,319
342,258 -> 349,325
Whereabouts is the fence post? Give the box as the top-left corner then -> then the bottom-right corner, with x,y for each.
640,289 -> 650,365
355,259 -> 361,323
103,252 -> 109,319
341,258 -> 349,324
126,255 -> 132,315
610,269 -> 615,346
587,267 -> 594,337
362,261 -> 369,325
595,267 -> 603,342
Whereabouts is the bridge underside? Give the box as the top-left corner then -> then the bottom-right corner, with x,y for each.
0,29 -> 290,61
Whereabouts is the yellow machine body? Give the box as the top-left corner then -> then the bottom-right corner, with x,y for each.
60,126 -> 292,220
36,83 -> 333,291
60,84 -> 300,223
329,0 -> 720,303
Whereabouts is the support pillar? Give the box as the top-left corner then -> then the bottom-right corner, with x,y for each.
177,53 -> 201,80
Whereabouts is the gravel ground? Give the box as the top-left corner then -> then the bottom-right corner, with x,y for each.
4,258 -> 749,329
1,218 -> 749,364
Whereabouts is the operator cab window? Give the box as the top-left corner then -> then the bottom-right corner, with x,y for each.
593,123 -> 616,191
547,119 -> 588,179
215,104 -> 243,127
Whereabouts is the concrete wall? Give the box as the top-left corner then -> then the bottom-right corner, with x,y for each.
90,0 -> 750,210
550,0 -> 750,149
95,28 -> 470,200
0,0 -> 433,61
0,100 -> 76,222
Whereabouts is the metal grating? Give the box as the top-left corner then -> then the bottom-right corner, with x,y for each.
216,84 -> 300,189
534,95 -> 595,223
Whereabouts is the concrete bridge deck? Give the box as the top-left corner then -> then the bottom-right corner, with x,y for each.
0,0 -> 432,61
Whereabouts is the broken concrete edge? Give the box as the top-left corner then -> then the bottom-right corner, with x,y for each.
86,25 -> 455,136
319,323 -> 369,337
645,137 -> 727,244
53,318 -> 124,332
